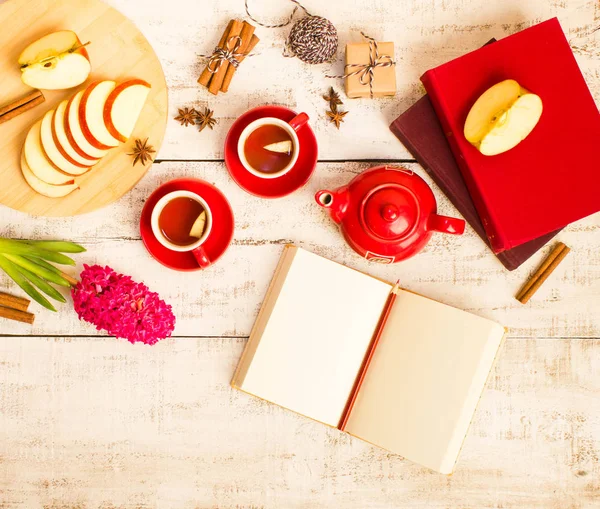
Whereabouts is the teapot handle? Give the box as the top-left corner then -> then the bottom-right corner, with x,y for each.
428,214 -> 465,235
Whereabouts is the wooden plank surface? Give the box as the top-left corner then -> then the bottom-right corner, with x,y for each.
1,0 -> 599,507
105,0 -> 600,161
0,162 -> 598,339
1,337 -> 599,509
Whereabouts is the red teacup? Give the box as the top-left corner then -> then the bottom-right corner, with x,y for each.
237,113 -> 309,179
150,190 -> 212,268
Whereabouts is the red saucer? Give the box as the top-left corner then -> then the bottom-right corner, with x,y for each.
224,105 -> 318,198
140,178 -> 234,272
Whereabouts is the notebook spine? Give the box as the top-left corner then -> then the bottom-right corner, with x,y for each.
421,70 -> 508,254
338,283 -> 399,431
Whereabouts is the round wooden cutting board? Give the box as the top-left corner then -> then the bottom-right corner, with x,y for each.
0,0 -> 168,217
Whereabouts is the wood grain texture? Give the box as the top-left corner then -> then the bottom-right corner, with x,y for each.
0,162 -> 598,339
0,0 -> 168,216
104,0 -> 600,161
0,337 -> 598,509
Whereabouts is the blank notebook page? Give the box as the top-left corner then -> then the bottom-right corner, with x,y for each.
237,248 -> 391,427
344,289 -> 504,474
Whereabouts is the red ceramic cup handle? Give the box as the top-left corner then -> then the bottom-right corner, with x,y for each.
192,245 -> 211,269
288,112 -> 309,132
429,214 -> 466,235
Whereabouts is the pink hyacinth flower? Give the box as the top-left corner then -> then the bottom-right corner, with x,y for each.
72,265 -> 176,345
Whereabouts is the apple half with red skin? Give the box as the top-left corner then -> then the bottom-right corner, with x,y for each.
65,90 -> 109,160
79,81 -> 120,150
40,110 -> 92,176
21,150 -> 77,198
19,30 -> 91,90
24,120 -> 75,185
104,79 -> 151,142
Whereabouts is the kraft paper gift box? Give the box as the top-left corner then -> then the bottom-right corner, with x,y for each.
345,40 -> 396,98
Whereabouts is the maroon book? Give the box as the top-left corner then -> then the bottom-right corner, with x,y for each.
390,93 -> 559,271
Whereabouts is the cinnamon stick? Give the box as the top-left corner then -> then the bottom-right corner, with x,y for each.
208,19 -> 244,95
516,242 -> 570,304
198,20 -> 234,88
0,89 -> 44,124
0,291 -> 30,312
0,305 -> 35,325
221,31 -> 259,93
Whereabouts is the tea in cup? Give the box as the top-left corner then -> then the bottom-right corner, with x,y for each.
237,113 -> 308,179
151,190 -> 212,268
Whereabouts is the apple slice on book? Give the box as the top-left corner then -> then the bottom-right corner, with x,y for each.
104,79 -> 151,142
21,151 -> 77,198
19,30 -> 91,90
464,79 -> 543,156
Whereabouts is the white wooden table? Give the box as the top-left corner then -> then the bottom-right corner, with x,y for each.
1,1 -> 599,507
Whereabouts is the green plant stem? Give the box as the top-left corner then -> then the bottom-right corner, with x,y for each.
24,240 -> 86,253
0,239 -> 75,265
0,255 -> 56,311
12,264 -> 66,303
3,254 -> 71,287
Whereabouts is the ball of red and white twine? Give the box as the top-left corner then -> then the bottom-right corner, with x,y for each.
245,0 -> 338,64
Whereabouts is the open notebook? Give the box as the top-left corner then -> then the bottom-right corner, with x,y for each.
232,246 -> 505,474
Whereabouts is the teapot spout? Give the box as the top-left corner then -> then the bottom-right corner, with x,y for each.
428,214 -> 466,235
315,187 -> 349,224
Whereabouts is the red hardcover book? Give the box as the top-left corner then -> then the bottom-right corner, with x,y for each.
389,93 -> 559,271
421,18 -> 600,253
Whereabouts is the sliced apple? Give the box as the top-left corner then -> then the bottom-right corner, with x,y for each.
79,81 -> 120,150
478,94 -> 543,156
53,100 -> 99,166
65,91 -> 109,159
104,79 -> 151,143
40,110 -> 92,176
264,140 -> 292,154
189,211 -> 207,238
21,151 -> 77,198
24,120 -> 74,185
19,30 -> 91,90
464,79 -> 543,156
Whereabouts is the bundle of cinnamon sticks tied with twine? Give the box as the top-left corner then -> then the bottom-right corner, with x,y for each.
0,291 -> 35,324
198,20 -> 260,95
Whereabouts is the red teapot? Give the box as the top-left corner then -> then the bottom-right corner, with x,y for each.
315,165 -> 465,263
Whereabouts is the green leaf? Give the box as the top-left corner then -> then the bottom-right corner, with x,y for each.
3,254 -> 71,287
0,240 -> 75,265
12,264 -> 66,303
24,240 -> 86,253
23,256 -> 62,275
0,255 -> 56,311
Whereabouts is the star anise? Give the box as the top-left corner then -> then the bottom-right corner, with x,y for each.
196,107 -> 217,132
326,109 -> 348,129
323,86 -> 343,110
174,107 -> 198,127
128,138 -> 156,166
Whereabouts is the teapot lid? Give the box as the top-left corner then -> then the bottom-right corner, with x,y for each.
361,184 -> 419,240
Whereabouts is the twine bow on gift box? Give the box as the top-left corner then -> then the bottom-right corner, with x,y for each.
326,32 -> 396,97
